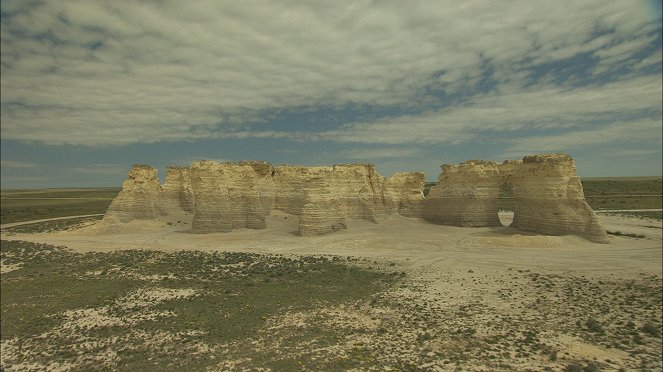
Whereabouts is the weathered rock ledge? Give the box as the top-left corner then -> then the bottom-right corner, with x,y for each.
103,154 -> 608,243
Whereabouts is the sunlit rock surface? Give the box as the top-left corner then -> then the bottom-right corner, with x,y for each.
104,153 -> 608,242
423,154 -> 608,243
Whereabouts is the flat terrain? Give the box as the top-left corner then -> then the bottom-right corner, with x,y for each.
0,188 -> 119,224
1,179 -> 662,371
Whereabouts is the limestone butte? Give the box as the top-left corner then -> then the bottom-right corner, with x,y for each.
104,165 -> 162,223
422,154 -> 609,243
103,154 -> 609,243
423,160 -> 504,227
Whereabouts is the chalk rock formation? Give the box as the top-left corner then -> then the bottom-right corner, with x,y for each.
424,161 -> 502,227
423,153 -> 608,243
383,172 -> 426,218
105,153 -> 606,243
104,165 -> 162,223
272,163 -> 393,224
298,177 -> 346,236
507,154 -> 608,243
272,165 -> 332,215
159,166 -> 195,221
189,161 -> 273,233
329,164 -> 386,222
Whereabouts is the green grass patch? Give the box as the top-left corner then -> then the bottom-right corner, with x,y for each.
1,240 -> 401,370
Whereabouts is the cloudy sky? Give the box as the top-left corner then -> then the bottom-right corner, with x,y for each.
1,0 -> 661,188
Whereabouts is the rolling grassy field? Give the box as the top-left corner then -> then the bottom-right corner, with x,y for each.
581,177 -> 662,213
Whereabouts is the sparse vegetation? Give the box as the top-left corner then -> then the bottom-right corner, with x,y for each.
582,177 -> 662,213
1,188 -> 119,224
585,319 -> 604,333
3,216 -> 103,234
1,240 -> 402,370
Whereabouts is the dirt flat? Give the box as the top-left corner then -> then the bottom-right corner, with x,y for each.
3,211 -> 660,278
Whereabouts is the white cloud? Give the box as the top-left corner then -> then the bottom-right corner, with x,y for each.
71,164 -> 126,174
0,0 -> 659,146
342,148 -> 421,160
304,76 -> 662,145
0,159 -> 40,168
504,118 -> 662,154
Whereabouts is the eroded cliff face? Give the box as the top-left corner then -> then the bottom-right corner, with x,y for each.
189,161 -> 273,233
507,154 -> 608,243
298,177 -> 346,236
105,154 -> 607,242
160,166 -> 195,218
383,172 -> 426,218
424,161 -> 502,227
422,154 -> 608,243
104,165 -> 162,223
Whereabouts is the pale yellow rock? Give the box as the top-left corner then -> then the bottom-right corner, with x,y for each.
383,172 -> 426,218
158,166 -> 194,223
424,160 -> 502,227
328,163 -> 386,222
272,165 -> 332,215
423,153 -> 608,243
104,165 -> 162,223
506,154 -> 608,243
104,153 -> 607,243
298,177 -> 346,236
189,161 -> 273,233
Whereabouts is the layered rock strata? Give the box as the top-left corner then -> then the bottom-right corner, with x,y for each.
104,165 -> 162,223
189,161 -> 273,233
507,154 -> 608,243
383,172 -> 426,218
298,177 -> 346,236
423,154 -> 608,243
424,161 -> 502,227
159,166 -> 195,217
105,154 -> 607,242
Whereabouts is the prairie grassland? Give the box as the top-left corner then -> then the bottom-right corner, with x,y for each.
1,188 -> 119,224
1,240 -> 402,371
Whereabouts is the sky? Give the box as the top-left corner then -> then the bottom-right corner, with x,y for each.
1,0 -> 661,188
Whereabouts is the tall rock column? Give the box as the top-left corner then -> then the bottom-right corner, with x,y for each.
423,161 -> 502,227
104,165 -> 162,223
190,161 -> 232,233
509,154 -> 609,243
272,165 -> 332,215
298,177 -> 347,236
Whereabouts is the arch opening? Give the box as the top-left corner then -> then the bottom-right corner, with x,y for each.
497,181 -> 514,227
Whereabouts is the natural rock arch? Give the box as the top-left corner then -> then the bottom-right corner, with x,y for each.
422,154 -> 609,243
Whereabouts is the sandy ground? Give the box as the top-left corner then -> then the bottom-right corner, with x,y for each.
3,211 -> 660,279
